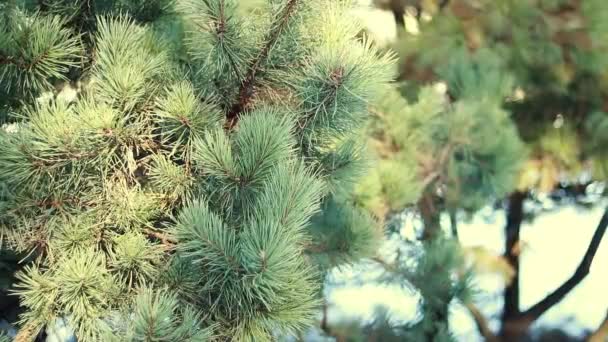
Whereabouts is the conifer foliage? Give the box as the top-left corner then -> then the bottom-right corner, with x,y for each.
349,0 -> 608,340
0,1 -> 394,340
357,50 -> 526,220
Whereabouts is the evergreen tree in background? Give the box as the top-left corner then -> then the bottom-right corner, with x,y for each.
357,48 -> 525,228
0,1 -> 394,341
341,0 -> 608,340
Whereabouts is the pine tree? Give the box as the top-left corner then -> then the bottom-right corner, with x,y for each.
345,0 -> 608,340
356,48 -> 525,225
0,1 -> 395,341
377,238 -> 476,342
347,37 -> 525,342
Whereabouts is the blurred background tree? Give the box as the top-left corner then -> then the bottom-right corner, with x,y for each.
339,0 -> 608,340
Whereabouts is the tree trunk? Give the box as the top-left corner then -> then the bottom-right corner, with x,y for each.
499,191 -> 527,340
389,0 -> 406,29
499,197 -> 608,340
419,192 -> 441,240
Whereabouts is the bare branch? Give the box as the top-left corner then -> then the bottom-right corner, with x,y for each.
143,227 -> 177,248
520,208 -> 608,320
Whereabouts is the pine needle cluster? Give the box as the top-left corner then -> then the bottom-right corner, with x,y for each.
393,0 -> 608,189
0,1 -> 395,340
356,48 -> 525,217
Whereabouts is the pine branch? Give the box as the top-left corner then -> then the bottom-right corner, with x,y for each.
0,43 -> 58,72
0,53 -> 12,65
370,255 -> 398,272
14,320 -> 40,342
465,302 -> 498,342
417,141 -> 459,239
519,208 -> 608,321
226,0 -> 298,128
419,192 -> 440,240
0,53 -> 27,68
420,141 -> 457,190
320,301 -> 332,336
37,0 -> 48,11
208,0 -> 243,82
143,227 -> 177,248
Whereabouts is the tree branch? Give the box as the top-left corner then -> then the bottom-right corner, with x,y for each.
520,208 -> 608,320
417,143 -> 458,239
0,53 -> 26,68
465,302 -> 499,342
501,191 -> 526,321
389,0 -> 406,29
449,210 -> 459,240
143,227 -> 177,248
226,0 -> 298,128
14,320 -> 41,342
320,301 -> 331,335
370,256 -> 398,272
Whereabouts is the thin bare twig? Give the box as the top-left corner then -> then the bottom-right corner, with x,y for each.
465,302 -> 499,342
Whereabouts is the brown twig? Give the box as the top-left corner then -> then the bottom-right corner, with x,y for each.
419,141 -> 457,190
143,227 -> 177,248
226,0 -> 299,129
370,256 -> 397,272
465,302 -> 499,342
14,321 -> 41,342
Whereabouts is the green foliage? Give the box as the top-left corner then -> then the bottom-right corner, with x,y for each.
307,197 -> 382,269
113,0 -> 176,23
155,81 -> 223,158
348,0 -> 608,340
0,0 -> 394,341
585,111 -> 608,178
104,289 -> 214,341
379,238 -> 475,342
13,250 -> 120,340
391,0 -> 608,185
323,237 -> 475,342
357,50 -> 526,215
108,232 -> 164,288
92,15 -> 173,112
0,8 -> 82,99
